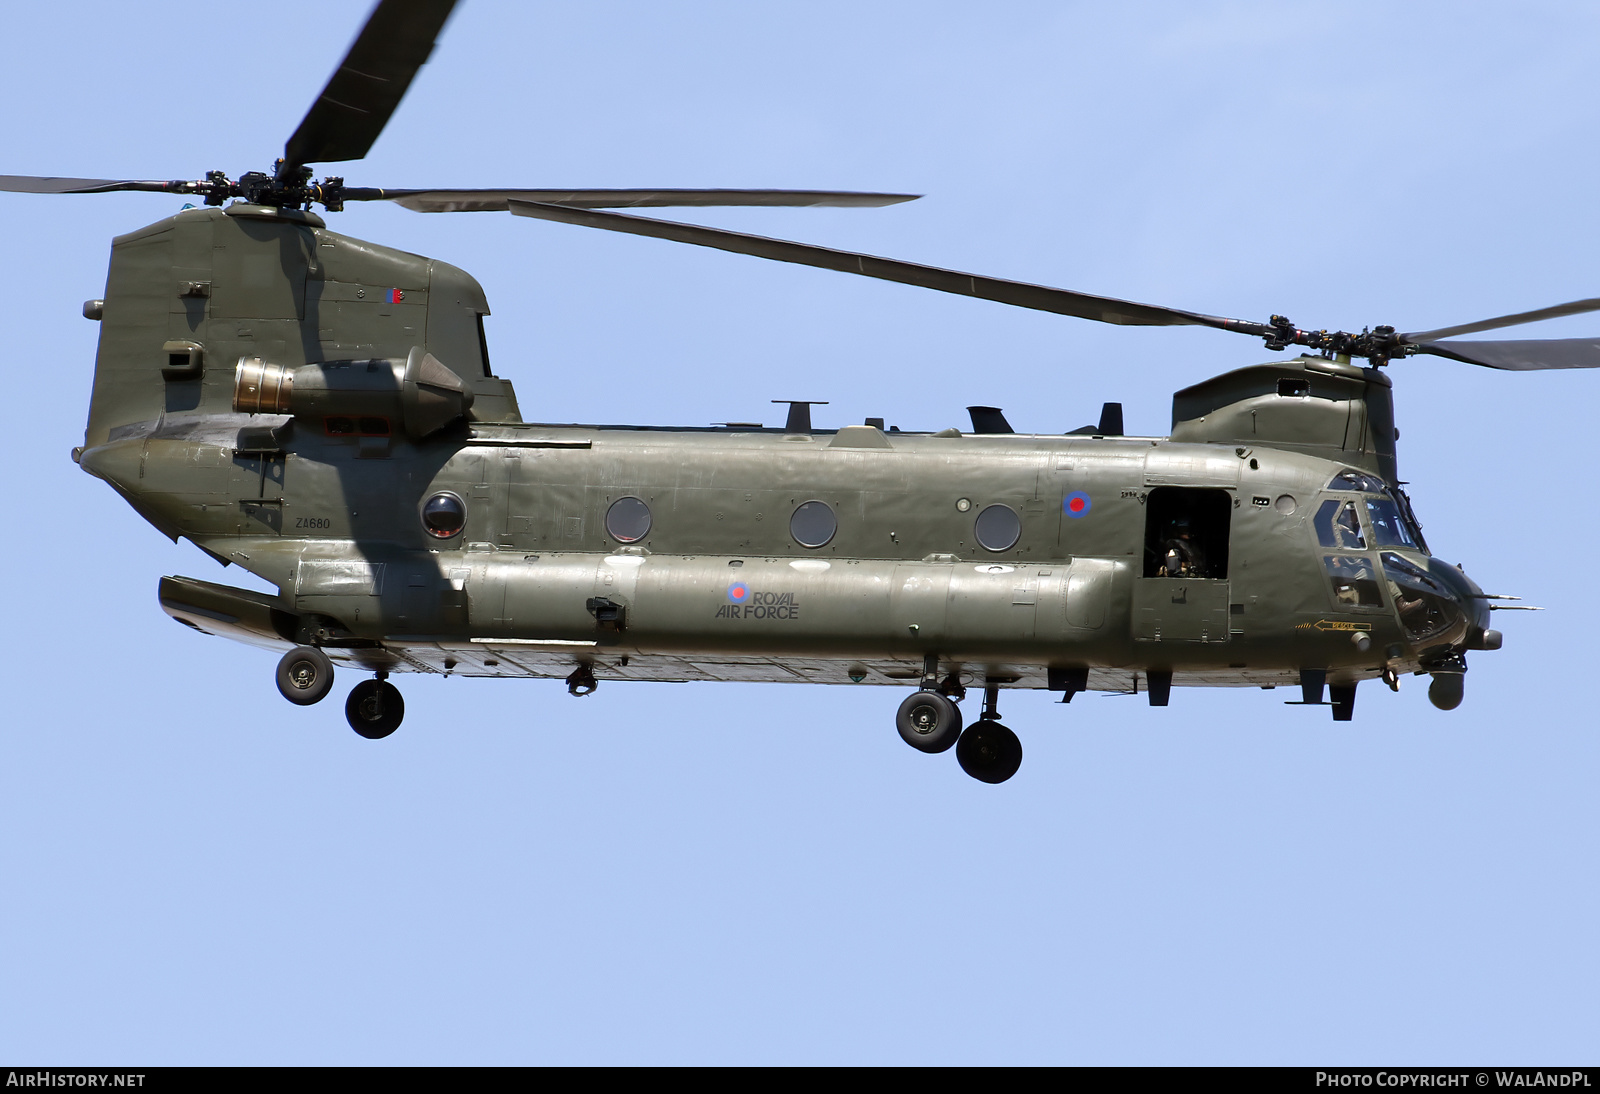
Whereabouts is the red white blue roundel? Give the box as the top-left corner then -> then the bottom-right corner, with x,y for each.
727,582 -> 751,604
1064,491 -> 1092,518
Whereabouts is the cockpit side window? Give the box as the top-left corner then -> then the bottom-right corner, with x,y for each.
1314,499 -> 1366,549
1324,555 -> 1385,607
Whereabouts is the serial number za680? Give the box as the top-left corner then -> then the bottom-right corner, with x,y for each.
295,516 -> 333,530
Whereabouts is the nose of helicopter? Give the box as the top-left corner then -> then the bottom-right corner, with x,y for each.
1379,550 -> 1497,655
1379,551 -> 1500,711
1437,559 -> 1497,647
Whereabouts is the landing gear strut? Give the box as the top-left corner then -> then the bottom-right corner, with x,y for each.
894,662 -> 1024,782
955,682 -> 1023,784
346,673 -> 404,739
897,655 -> 963,753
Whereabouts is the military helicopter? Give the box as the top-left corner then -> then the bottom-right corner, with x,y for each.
5,0 -> 1590,784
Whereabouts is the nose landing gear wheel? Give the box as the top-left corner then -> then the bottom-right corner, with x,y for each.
896,690 -> 962,753
346,679 -> 405,739
956,721 -> 1023,783
276,646 -> 334,706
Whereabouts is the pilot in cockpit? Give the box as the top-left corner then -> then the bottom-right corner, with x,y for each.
1333,502 -> 1365,549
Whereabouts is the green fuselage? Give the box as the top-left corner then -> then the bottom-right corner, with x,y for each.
75,205 -> 1487,695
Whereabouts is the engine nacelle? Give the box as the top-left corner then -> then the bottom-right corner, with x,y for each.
233,346 -> 474,439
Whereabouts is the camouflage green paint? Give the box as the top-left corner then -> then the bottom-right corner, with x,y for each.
78,210 -> 1490,696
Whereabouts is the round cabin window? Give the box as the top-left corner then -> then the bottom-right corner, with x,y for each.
789,501 -> 837,548
605,496 -> 652,543
974,504 -> 1021,552
421,492 -> 466,539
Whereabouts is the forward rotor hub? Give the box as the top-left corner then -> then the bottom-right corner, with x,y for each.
190,163 -> 347,212
1264,317 -> 1409,363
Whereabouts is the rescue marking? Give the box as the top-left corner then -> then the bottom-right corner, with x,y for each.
1296,619 -> 1366,632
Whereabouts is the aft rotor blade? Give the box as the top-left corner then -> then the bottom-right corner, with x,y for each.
1404,297 -> 1600,342
506,200 -> 1262,331
284,0 -> 458,169
361,188 -> 922,213
0,175 -> 183,194
1414,338 -> 1600,370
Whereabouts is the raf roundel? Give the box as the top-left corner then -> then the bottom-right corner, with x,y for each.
727,582 -> 751,604
1064,491 -> 1092,518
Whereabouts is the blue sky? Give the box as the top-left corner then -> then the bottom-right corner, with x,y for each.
1,0 -> 1596,1064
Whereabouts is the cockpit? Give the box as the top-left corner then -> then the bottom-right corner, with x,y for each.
1321,469 -> 1427,552
1314,468 -> 1473,649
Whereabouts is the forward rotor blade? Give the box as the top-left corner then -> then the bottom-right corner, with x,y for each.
1414,338 -> 1600,370
284,0 -> 458,169
0,175 -> 180,194
506,200 -> 1262,332
362,188 -> 921,213
1404,297 -> 1600,342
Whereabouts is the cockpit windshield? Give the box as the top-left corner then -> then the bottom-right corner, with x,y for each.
1365,498 -> 1418,548
1327,469 -> 1425,550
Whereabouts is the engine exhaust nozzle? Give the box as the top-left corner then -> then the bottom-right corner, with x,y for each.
233,356 -> 294,414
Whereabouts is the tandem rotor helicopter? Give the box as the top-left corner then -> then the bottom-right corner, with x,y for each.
6,0 -> 1590,783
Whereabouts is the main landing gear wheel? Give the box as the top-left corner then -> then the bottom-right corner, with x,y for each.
896,690 -> 962,753
346,679 -> 404,739
956,721 -> 1023,784
276,646 -> 334,706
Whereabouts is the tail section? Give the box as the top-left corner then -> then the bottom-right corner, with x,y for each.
83,203 -> 518,449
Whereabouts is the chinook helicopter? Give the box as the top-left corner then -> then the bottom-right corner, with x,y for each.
5,0 -> 1589,784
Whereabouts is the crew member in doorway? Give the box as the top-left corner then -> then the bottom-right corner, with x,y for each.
1162,516 -> 1209,577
